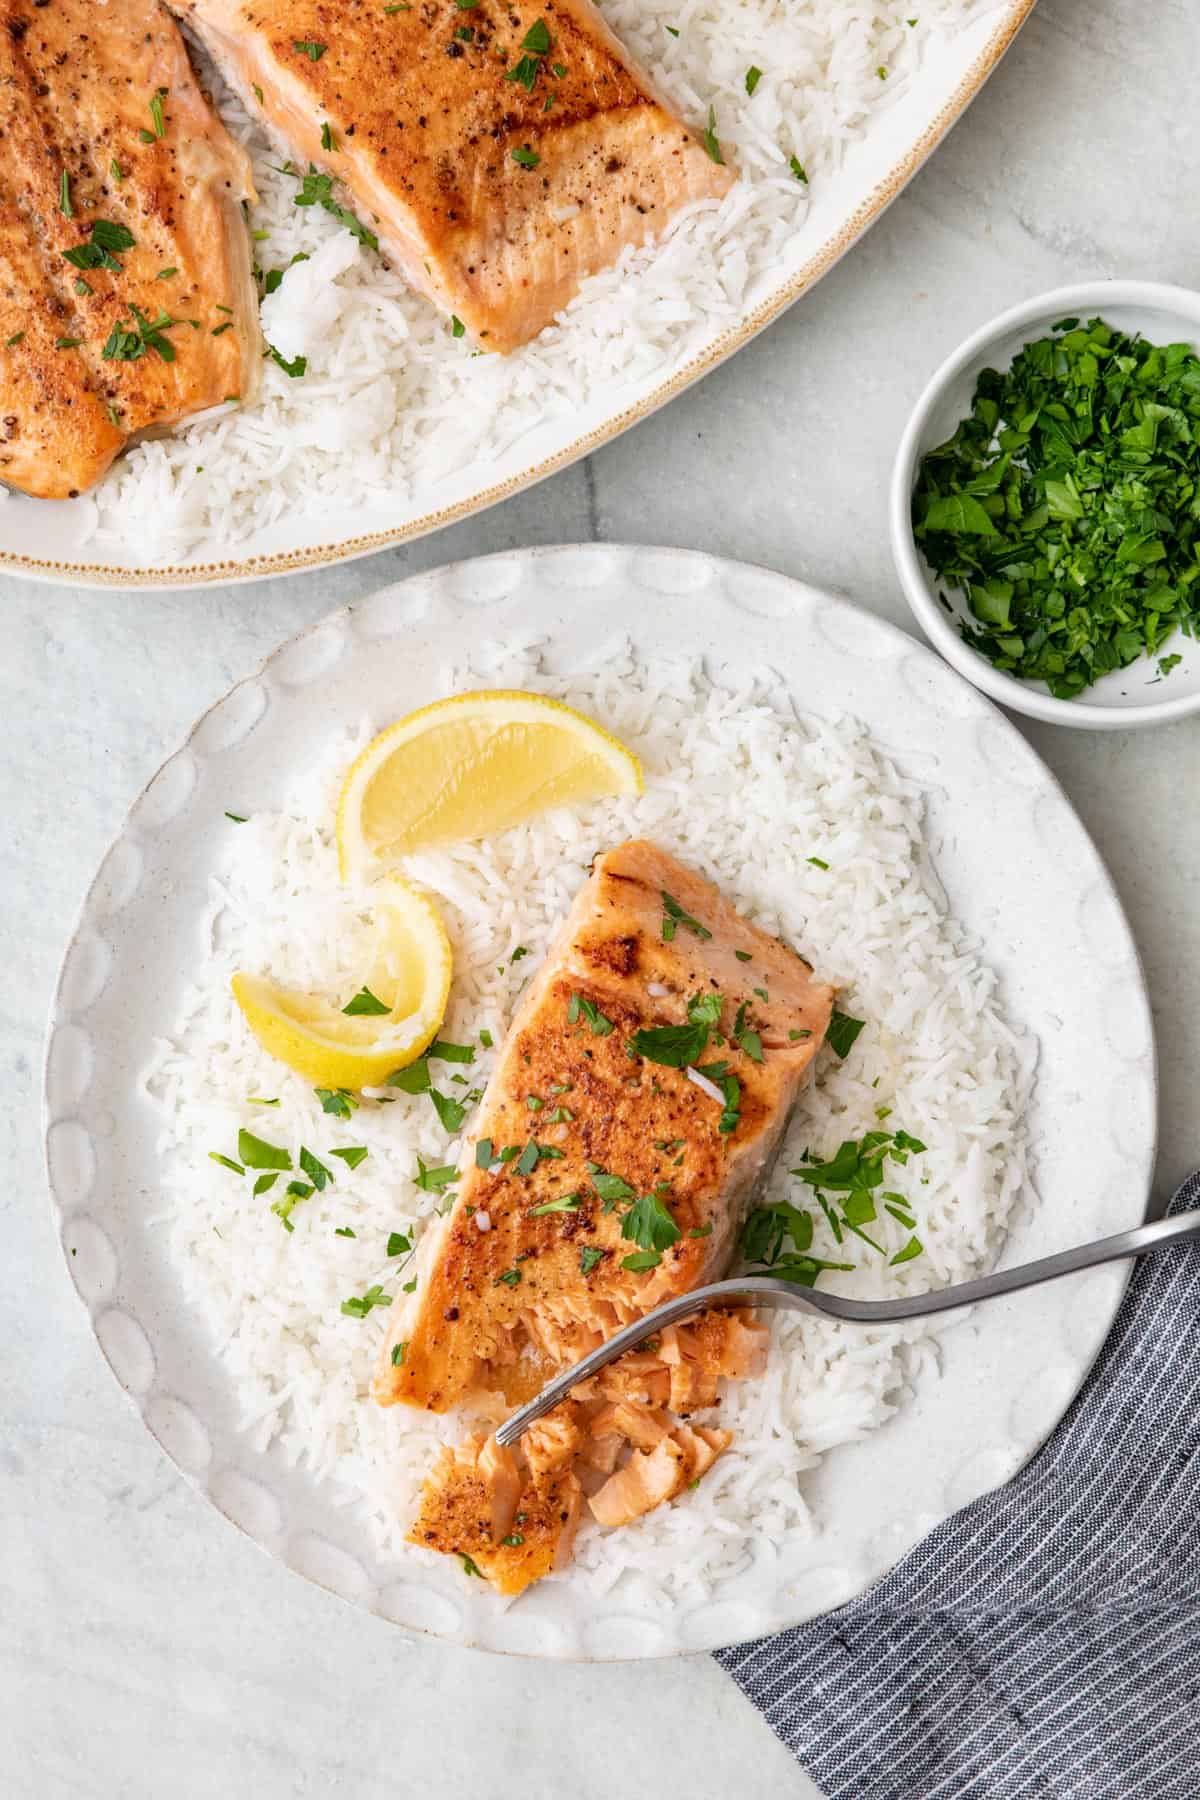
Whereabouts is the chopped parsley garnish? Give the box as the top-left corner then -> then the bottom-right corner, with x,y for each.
63,218 -> 136,273
789,155 -> 808,183
451,314 -> 466,338
430,1039 -> 475,1063
890,1236 -> 924,1266
479,1029 -> 494,1048
789,1028 -> 812,1042
622,1249 -> 661,1273
253,1172 -> 279,1196
689,1221 -> 713,1238
475,1137 -> 495,1169
511,145 -> 540,169
294,39 -> 327,60
237,1129 -> 292,1171
912,316 -> 1200,696
494,1266 -> 522,1287
630,990 -> 721,1067
429,1088 -> 468,1133
268,344 -> 307,378
387,1230 -> 412,1257
587,1165 -> 636,1207
388,1060 -> 431,1093
826,1009 -> 866,1059
110,160 -> 125,183
621,1190 -> 680,1255
342,985 -> 390,1016
149,89 -> 167,139
529,1192 -> 581,1216
299,1146 -> 333,1190
101,306 -> 180,364
414,1156 -> 457,1191
291,164 -> 378,250
316,1087 -> 358,1118
522,18 -> 553,53
701,106 -> 723,165
391,1341 -> 407,1366
56,338 -> 81,351
661,889 -> 711,942
320,122 -> 337,152
734,949 -> 752,963
331,1145 -> 369,1170
502,1532 -> 524,1547
807,856 -> 829,870
745,66 -> 762,95
5,332 -> 24,347
568,993 -> 614,1035
59,170 -> 73,218
580,1246 -> 605,1275
341,1285 -> 392,1318
516,1141 -> 540,1177
459,1553 -> 482,1577
209,1152 -> 244,1176
272,1181 -> 315,1230
335,1226 -> 356,1238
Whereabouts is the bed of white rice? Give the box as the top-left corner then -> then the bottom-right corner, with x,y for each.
45,0 -> 994,561
146,645 -> 1033,1604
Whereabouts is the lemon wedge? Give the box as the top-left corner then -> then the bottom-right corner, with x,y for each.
336,689 -> 643,880
231,878 -> 452,1089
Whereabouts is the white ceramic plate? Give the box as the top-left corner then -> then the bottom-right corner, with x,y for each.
6,3 -> 1034,590
43,545 -> 1155,1658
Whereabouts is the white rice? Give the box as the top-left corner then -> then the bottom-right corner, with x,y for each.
146,645 -> 1034,1604
62,0 -> 994,561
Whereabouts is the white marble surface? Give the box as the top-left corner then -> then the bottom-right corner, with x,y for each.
5,2 -> 1200,1794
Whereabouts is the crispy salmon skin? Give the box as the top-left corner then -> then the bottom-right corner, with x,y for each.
375,838 -> 833,1414
168,0 -> 735,351
0,0 -> 259,500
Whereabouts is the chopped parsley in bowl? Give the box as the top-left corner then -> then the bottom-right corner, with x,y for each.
891,282 -> 1200,728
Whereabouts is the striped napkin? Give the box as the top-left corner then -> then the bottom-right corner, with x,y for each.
716,1174 -> 1200,1800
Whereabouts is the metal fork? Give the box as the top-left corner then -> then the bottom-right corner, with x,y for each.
494,1207 -> 1200,1446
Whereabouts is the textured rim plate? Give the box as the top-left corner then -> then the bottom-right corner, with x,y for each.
43,545 -> 1155,1658
5,1 -> 1035,590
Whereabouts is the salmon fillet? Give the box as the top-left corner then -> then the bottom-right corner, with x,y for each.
167,0 -> 735,351
385,838 -> 834,1593
376,838 -> 833,1413
0,0 -> 260,500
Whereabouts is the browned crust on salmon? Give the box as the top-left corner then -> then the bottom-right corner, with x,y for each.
0,0 -> 258,500
170,0 -> 735,350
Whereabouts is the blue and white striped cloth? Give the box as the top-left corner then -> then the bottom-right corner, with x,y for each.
716,1174 -> 1200,1799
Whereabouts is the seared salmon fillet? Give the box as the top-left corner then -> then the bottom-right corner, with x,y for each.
383,839 -> 833,1592
167,0 -> 735,351
0,0 -> 259,500
376,838 -> 833,1414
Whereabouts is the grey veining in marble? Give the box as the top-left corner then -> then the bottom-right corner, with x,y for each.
4,3 -> 1199,1794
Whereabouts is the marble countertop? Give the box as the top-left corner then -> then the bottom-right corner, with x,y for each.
5,2 -> 1199,1794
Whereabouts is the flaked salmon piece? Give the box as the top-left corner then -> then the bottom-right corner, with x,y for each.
660,1310 -> 770,1412
0,0 -> 259,499
591,1401 -> 673,1452
524,1401 -> 584,1480
408,1436 -> 582,1597
167,0 -> 735,352
589,1433 -> 686,1528
674,1422 -> 731,1483
375,839 -> 833,1416
411,1433 -> 521,1551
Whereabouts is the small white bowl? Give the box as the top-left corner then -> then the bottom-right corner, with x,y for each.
891,281 -> 1200,729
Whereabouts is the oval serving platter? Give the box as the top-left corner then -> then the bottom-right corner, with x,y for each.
5,3 -> 1035,589
43,545 -> 1154,1657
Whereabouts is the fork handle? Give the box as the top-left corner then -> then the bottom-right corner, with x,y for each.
495,1208 -> 1200,1444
